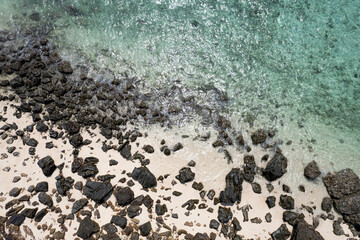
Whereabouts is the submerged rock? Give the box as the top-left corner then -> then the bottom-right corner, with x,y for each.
263,153 -> 287,181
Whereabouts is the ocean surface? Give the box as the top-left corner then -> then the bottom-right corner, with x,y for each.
0,0 -> 359,174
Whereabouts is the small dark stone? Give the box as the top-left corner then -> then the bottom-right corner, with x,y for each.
282,211 -> 305,226
291,220 -> 324,240
127,205 -> 142,218
114,187 -> 134,207
321,197 -> 332,213
219,168 -> 243,205
279,195 -> 295,210
143,145 -> 154,153
9,187 -> 21,197
155,203 -> 168,216
83,181 -> 113,204
173,142 -> 183,152
271,224 -> 291,240
251,182 -> 261,194
57,61 -> 73,74
56,176 -> 73,196
304,161 -> 321,180
8,214 -> 25,226
266,196 -> 276,209
72,198 -> 88,214
282,184 -> 291,193
217,206 -> 232,224
76,216 -> 100,239
143,195 -> 154,209
35,182 -> 48,192
38,192 -> 53,207
209,219 -> 219,230
109,159 -> 118,166
139,221 -> 152,236
333,220 -> 345,236
34,209 -> 48,222
63,121 -> 80,135
26,138 -> 38,147
36,121 -> 48,132
74,181 -> 83,190
103,223 -> 118,234
38,156 -> 56,177
69,134 -> 83,148
111,215 -> 127,229
21,208 -> 38,218
176,167 -> 195,184
192,182 -> 204,191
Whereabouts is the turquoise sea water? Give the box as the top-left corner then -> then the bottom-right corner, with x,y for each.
0,0 -> 359,173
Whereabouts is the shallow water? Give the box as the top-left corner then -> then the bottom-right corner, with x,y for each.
0,0 -> 359,173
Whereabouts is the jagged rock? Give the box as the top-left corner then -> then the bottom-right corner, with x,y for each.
76,217 -> 100,239
21,208 -> 38,218
139,221 -> 152,236
143,195 -> 154,209
219,168 -> 243,205
83,181 -> 113,204
72,198 -> 88,214
217,206 -> 232,224
251,182 -> 261,194
176,167 -> 195,184
132,167 -> 157,188
111,215 -> 127,229
103,223 -> 118,234
243,155 -> 256,182
56,176 -> 73,196
69,133 -> 83,148
209,219 -> 220,230
9,187 -> 21,197
304,161 -> 321,180
78,162 -> 99,178
279,195 -> 294,210
7,214 -> 25,226
35,181 -> 48,192
114,187 -> 134,207
155,204 -> 168,216
63,121 -> 80,135
263,153 -> 287,181
333,220 -> 345,236
26,138 -> 38,147
38,156 -> 56,177
271,224 -> 291,240
57,61 -> 73,74
119,142 -> 132,160
290,220 -> 324,240
34,209 -> 47,222
283,211 -> 305,226
143,145 -> 154,153
36,121 -> 48,132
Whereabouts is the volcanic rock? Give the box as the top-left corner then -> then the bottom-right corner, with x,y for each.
83,181 -> 113,204
111,215 -> 127,229
219,168 -> 243,205
251,129 -> 267,144
139,221 -> 152,236
114,187 -> 134,207
217,206 -> 232,224
132,167 -> 157,188
38,156 -> 56,177
72,198 -> 88,214
279,195 -> 294,210
290,220 -> 324,240
263,153 -> 287,181
176,167 -> 195,184
304,161 -> 321,180
38,192 -> 53,207
76,217 -> 100,239
271,224 -> 291,240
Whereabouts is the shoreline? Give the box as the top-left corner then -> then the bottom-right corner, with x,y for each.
0,28 -> 359,240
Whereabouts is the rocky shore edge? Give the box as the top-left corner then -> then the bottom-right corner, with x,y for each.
0,28 -> 359,240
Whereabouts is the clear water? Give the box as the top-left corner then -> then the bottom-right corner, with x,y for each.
1,0 -> 359,173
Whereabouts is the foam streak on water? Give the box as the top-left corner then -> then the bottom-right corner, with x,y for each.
0,0 -> 359,173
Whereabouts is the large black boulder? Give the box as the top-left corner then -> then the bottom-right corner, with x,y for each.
38,156 -> 57,177
263,153 -> 287,181
290,220 -> 324,240
219,168 -> 243,205
132,167 -> 157,188
217,206 -> 233,224
83,181 -> 113,204
76,217 -> 99,239
271,224 -> 291,240
304,161 -> 321,180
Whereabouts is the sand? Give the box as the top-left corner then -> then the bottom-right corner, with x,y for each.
0,85 -> 358,240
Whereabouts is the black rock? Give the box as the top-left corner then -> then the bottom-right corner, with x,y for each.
155,203 -> 168,216
143,145 -> 154,153
176,167 -> 195,184
114,187 -> 134,207
57,61 -> 73,74
63,121 -> 80,135
109,159 -> 118,166
282,211 -> 305,226
139,221 -> 152,236
279,195 -> 294,210
290,220 -> 324,240
251,129 -> 267,144
49,130 -> 58,139
111,215 -> 127,229
209,219 -> 220,230
173,142 -> 183,152
217,206 -> 233,224
69,133 -> 83,148
119,142 -> 132,160
38,192 -> 53,207
78,162 -> 99,178
36,121 -> 49,132
263,153 -> 288,181
321,197 -> 332,213
26,138 -> 38,147
243,155 -> 256,182
304,161 -> 321,180
34,209 -> 48,222
266,196 -> 276,209
38,156 -> 56,177
132,167 -> 157,188
21,208 -> 38,218
251,182 -> 261,194
103,223 -> 118,234
56,176 -> 73,196
35,181 -> 48,192
9,76 -> 24,89
72,198 -> 88,214
127,204 -> 142,218
83,181 -> 113,204
143,195 -> 154,209
76,217 -> 100,239
271,224 -> 291,240
8,214 -> 25,226
100,128 -> 113,139
9,187 -> 21,197
102,233 -> 121,240
219,168 -> 243,205
332,220 -> 345,236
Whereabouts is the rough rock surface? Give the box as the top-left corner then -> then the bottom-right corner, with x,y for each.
114,187 -> 134,207
290,220 -> 324,240
219,168 -> 243,205
132,167 -> 157,188
176,167 -> 195,184
263,153 -> 287,181
83,181 -> 113,204
271,224 -> 291,240
76,216 -> 100,239
323,169 -> 360,230
304,161 -> 321,180
37,156 -> 56,177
